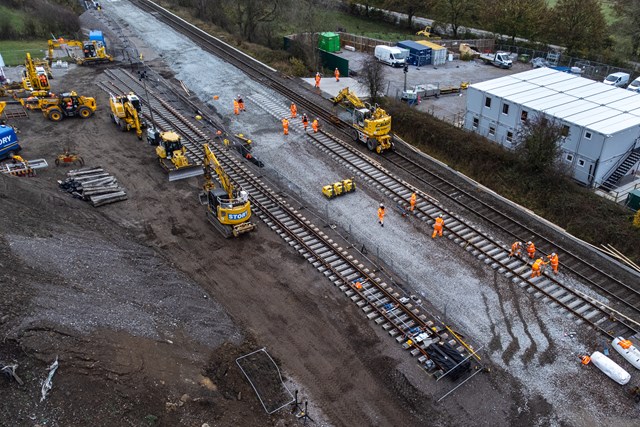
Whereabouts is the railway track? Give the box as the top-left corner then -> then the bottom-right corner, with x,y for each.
98,68 -> 484,383
127,0 -> 640,340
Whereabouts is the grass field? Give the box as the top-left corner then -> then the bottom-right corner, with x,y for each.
546,0 -> 616,24
0,40 -> 48,66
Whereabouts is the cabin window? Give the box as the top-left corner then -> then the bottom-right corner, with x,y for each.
520,110 -> 528,122
485,97 -> 492,108
585,131 -> 592,140
565,154 -> 574,162
502,104 -> 509,115
561,125 -> 570,137
489,126 -> 495,136
472,117 -> 479,129
578,159 -> 585,167
506,131 -> 513,143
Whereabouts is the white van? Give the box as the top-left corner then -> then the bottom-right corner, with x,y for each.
603,72 -> 630,88
627,77 -> 640,93
374,45 -> 406,67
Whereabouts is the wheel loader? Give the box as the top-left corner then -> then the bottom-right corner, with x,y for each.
146,128 -> 203,181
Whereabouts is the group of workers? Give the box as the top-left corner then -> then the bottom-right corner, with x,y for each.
283,103 -> 319,135
509,240 -> 560,278
314,68 -> 341,90
378,192 -> 445,239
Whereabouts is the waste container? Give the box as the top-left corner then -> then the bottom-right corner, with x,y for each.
626,189 -> 640,211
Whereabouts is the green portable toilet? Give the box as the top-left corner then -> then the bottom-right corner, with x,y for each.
318,32 -> 340,52
626,189 -> 640,211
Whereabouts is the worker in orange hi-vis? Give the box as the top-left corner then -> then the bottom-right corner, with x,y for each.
290,102 -> 297,118
301,113 -> 309,131
315,72 -> 321,89
282,118 -> 289,135
312,118 -> 319,133
409,192 -> 417,212
334,67 -> 340,82
377,203 -> 386,227
530,257 -> 548,278
237,94 -> 245,112
581,355 -> 591,365
233,99 -> 239,115
509,241 -> 522,258
432,214 -> 444,239
547,252 -> 559,274
526,241 -> 536,259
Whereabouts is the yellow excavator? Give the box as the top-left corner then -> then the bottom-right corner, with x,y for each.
147,128 -> 203,181
48,38 -> 113,66
416,26 -> 441,40
199,143 -> 256,238
332,87 -> 394,153
109,92 -> 146,139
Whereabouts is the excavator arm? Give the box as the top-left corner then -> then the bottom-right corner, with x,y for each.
124,102 -> 143,139
48,39 -> 83,65
332,87 -> 366,109
203,143 -> 233,198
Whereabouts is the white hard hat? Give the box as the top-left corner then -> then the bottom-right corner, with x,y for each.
438,214 -> 443,218
527,241 -> 532,245
551,252 -> 556,256
380,203 -> 384,207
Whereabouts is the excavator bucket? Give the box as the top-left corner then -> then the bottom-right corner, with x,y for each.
168,166 -> 204,182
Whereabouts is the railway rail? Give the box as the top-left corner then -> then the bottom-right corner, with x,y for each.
98,68 -> 484,385
128,0 -> 640,340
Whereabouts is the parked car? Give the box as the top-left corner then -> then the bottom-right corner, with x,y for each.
603,72 -> 630,88
627,77 -> 640,93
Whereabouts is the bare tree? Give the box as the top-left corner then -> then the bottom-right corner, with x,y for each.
361,57 -> 387,105
435,0 -> 476,38
515,115 -> 564,173
230,0 -> 280,43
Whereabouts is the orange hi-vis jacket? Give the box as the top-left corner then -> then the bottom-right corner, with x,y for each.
434,216 -> 444,231
378,207 -> 385,221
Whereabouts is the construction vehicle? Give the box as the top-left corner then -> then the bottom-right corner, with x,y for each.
199,143 -> 256,238
27,91 -> 96,121
0,124 -> 21,160
147,128 -> 203,181
109,92 -> 146,139
332,87 -> 393,153
21,53 -> 51,96
416,26 -> 441,40
48,38 -> 113,66
479,52 -> 513,69
322,178 -> 356,198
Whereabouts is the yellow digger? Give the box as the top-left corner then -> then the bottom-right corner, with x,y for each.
147,128 -> 203,181
332,87 -> 393,153
18,91 -> 96,121
21,53 -> 51,96
416,26 -> 441,40
109,92 -> 146,139
199,143 -> 256,238
48,38 -> 113,66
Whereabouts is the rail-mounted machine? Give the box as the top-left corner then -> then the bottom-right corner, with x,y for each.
146,128 -> 203,181
332,87 -> 393,153
199,143 -> 256,238
109,92 -> 146,139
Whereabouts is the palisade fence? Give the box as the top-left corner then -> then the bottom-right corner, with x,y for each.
497,43 -> 638,81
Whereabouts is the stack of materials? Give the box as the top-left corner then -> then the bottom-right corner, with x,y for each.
58,166 -> 127,207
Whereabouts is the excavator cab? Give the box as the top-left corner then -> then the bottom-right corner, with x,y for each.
148,128 -> 203,181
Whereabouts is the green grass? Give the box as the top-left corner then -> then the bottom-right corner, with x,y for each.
0,40 -> 48,66
546,0 -> 616,24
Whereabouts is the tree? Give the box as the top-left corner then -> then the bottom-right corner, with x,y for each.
515,115 -> 564,174
550,0 -> 608,54
361,57 -> 387,105
231,0 -> 280,43
611,0 -> 640,58
434,0 -> 476,38
479,0 -> 548,43
384,0 -> 435,28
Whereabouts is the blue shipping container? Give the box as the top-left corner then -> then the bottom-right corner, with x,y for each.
89,30 -> 106,47
396,40 -> 432,66
0,125 -> 21,160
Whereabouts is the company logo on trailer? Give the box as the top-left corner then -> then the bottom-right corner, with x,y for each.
0,135 -> 15,145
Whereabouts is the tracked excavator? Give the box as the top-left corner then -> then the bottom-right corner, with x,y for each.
332,87 -> 393,153
109,92 -> 146,139
199,143 -> 256,238
147,128 -> 203,181
48,38 -> 113,66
